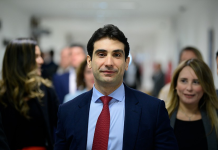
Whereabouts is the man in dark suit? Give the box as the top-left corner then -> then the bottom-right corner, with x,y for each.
55,24 -> 178,150
53,44 -> 86,104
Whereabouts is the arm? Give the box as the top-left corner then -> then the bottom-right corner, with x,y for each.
155,101 -> 178,150
0,113 -> 10,150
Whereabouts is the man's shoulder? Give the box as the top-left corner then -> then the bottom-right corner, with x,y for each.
125,86 -> 160,101
60,90 -> 92,110
125,85 -> 162,105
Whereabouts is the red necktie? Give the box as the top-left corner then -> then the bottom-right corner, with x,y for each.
92,96 -> 112,150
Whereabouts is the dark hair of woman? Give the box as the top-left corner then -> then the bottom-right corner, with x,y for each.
0,38 -> 51,119
76,59 -> 87,90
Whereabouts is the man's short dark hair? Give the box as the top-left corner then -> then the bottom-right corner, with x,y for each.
87,24 -> 130,60
216,51 -> 218,59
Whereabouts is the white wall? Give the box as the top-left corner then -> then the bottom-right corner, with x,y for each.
211,1 -> 218,89
0,1 -> 31,78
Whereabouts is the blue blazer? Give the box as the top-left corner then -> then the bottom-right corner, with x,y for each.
53,72 -> 70,104
55,85 -> 178,150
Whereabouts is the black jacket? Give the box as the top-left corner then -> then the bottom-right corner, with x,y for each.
0,84 -> 59,150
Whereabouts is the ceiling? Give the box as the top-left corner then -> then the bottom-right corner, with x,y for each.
5,0 -> 205,20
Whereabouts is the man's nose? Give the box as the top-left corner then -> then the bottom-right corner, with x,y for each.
105,55 -> 113,67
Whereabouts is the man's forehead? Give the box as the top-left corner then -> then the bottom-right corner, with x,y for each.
93,39 -> 124,48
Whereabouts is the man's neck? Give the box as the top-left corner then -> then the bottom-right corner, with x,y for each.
94,82 -> 123,96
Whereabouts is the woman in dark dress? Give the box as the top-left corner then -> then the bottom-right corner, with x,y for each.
166,59 -> 218,150
0,38 -> 59,150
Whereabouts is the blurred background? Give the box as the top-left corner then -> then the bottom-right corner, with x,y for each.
0,0 -> 218,94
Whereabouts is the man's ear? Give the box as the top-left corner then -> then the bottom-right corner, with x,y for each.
125,57 -> 130,71
87,55 -> 92,69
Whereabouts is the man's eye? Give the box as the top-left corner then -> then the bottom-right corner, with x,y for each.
98,53 -> 105,57
114,53 -> 121,57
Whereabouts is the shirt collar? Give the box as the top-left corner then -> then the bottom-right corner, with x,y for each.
92,83 -> 125,103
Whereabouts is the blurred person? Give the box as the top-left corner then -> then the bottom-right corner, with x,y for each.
56,47 -> 71,74
41,49 -> 58,80
0,112 -> 10,150
166,59 -> 218,150
53,44 -> 86,104
63,59 -> 94,103
151,62 -> 165,97
0,38 -> 59,150
55,24 -> 178,150
158,46 -> 203,101
123,54 -> 141,89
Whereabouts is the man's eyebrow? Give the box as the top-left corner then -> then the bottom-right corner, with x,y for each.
94,49 -> 124,54
95,49 -> 107,54
113,49 -> 124,53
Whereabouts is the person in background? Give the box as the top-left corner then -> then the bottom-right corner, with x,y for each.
56,47 -> 71,75
123,54 -> 141,90
0,38 -> 59,150
0,112 -> 10,150
166,59 -> 218,150
158,46 -> 204,101
41,49 -> 58,80
63,59 -> 94,103
151,62 -> 165,97
53,44 -> 86,104
55,24 -> 178,150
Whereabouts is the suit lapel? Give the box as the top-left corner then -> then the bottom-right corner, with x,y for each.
73,89 -> 92,149
123,85 -> 142,150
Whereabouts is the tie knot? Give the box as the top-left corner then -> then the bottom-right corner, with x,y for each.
100,96 -> 112,105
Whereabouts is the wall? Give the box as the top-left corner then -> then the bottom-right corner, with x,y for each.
0,1 -> 31,78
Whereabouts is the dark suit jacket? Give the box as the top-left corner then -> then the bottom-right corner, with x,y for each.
53,72 -> 70,104
0,113 -> 10,150
0,84 -> 59,150
170,108 -> 218,150
55,85 -> 178,150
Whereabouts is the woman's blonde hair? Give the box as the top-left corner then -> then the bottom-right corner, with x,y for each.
166,59 -> 218,134
0,38 -> 51,119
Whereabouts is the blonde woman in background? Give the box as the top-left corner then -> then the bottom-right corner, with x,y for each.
166,59 -> 218,150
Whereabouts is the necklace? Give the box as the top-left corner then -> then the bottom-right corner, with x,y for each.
180,109 -> 197,121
